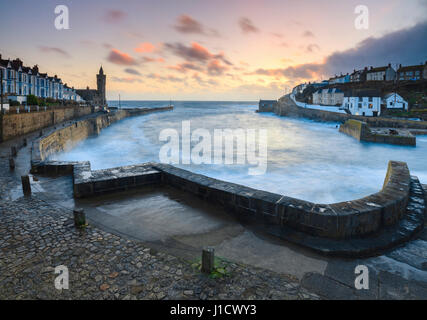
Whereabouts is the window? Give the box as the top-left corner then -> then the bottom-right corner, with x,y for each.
369,104 -> 373,109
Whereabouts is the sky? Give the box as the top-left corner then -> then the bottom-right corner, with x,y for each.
1,0 -> 426,100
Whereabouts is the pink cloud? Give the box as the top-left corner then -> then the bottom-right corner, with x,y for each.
173,14 -> 220,36
165,42 -> 232,66
134,42 -> 156,53
167,62 -> 203,73
207,59 -> 229,76
107,49 -> 137,65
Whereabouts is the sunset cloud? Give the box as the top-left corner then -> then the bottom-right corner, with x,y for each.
111,76 -> 142,83
173,14 -> 220,36
103,9 -> 127,23
147,73 -> 186,83
167,62 -> 203,73
306,44 -> 320,53
38,46 -> 69,57
124,68 -> 141,76
141,56 -> 164,63
134,42 -> 156,53
107,49 -> 138,65
302,30 -> 315,37
207,59 -> 229,76
250,63 -> 323,80
238,17 -> 259,34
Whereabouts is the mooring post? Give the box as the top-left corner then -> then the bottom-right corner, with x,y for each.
73,209 -> 87,228
21,175 -> 31,196
23,138 -> 27,147
201,247 -> 215,274
9,158 -> 15,170
11,146 -> 17,157
39,130 -> 43,137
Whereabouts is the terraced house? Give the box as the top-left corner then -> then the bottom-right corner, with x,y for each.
366,64 -> 396,81
0,54 -> 82,104
397,62 -> 427,81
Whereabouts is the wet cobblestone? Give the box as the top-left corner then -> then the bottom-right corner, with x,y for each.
0,197 -> 320,300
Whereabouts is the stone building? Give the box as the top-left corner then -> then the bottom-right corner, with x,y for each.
366,64 -> 396,81
350,68 -> 368,82
258,100 -> 277,112
397,62 -> 427,81
312,88 -> 344,105
76,67 -> 107,107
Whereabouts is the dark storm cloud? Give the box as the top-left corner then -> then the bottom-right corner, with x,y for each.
250,21 -> 427,80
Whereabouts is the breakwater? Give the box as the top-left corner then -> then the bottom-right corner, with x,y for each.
270,95 -> 427,130
339,119 -> 416,146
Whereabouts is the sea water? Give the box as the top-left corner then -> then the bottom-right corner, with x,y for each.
51,101 -> 427,203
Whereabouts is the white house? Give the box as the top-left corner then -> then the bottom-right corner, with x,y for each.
366,64 -> 396,81
383,93 -> 408,110
342,93 -> 382,117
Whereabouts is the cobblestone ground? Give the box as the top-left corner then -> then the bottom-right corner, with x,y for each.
0,197 -> 320,300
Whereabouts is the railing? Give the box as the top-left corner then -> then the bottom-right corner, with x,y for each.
2,103 -> 89,114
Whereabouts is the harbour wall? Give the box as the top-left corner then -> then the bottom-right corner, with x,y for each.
30,106 -> 173,172
271,95 -> 427,130
339,119 -> 416,146
0,105 -> 94,142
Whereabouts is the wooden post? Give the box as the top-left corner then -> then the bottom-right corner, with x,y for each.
23,138 -> 27,147
21,175 -> 31,196
9,158 -> 15,170
11,146 -> 17,157
201,247 -> 215,274
73,209 -> 86,227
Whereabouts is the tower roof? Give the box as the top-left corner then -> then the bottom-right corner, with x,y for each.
99,66 -> 104,75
